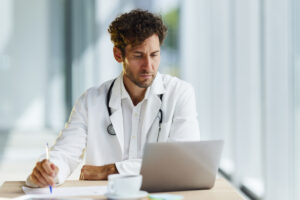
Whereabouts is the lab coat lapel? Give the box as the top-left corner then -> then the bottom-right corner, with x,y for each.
109,108 -> 124,153
108,75 -> 124,154
142,95 -> 161,140
141,73 -> 166,145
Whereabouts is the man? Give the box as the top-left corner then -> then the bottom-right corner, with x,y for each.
27,9 -> 200,187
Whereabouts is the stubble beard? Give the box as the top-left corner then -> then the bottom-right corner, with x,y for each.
125,67 -> 156,88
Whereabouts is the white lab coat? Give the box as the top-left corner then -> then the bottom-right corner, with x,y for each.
31,72 -> 200,185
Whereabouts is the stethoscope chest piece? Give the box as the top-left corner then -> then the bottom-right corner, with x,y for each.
107,123 -> 116,135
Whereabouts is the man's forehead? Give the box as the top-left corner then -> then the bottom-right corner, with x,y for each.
126,34 -> 159,49
128,45 -> 159,52
127,42 -> 159,53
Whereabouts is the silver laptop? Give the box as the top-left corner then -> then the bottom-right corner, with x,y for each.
140,140 -> 224,192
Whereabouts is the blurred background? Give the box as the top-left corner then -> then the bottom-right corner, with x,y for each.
0,0 -> 299,200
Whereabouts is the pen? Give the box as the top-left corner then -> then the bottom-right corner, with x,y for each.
45,143 -> 53,194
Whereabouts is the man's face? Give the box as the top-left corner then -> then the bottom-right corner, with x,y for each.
122,34 -> 160,88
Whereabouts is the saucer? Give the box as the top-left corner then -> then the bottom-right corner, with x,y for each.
105,190 -> 148,199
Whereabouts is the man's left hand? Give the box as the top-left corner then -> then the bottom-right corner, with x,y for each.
79,164 -> 118,180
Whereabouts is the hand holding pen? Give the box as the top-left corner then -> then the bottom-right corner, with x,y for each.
46,143 -> 53,194
29,143 -> 59,190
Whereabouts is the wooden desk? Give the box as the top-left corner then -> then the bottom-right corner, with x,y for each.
0,178 -> 244,200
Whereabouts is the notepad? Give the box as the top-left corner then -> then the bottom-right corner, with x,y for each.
22,185 -> 107,198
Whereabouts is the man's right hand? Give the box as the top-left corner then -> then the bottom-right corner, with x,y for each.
29,159 -> 59,187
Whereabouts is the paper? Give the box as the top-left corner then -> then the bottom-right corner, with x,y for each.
22,185 -> 107,198
148,194 -> 184,200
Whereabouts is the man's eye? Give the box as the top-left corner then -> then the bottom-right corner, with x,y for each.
134,55 -> 142,58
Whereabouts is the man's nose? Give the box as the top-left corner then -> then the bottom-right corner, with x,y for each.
142,56 -> 152,70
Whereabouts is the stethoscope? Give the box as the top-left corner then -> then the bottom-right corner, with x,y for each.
106,79 -> 163,142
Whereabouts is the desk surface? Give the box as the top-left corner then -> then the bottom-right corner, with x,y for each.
0,178 -> 244,200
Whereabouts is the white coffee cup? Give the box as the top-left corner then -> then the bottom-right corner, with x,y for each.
107,174 -> 142,196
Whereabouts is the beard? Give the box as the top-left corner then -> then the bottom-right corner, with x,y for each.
124,65 -> 156,88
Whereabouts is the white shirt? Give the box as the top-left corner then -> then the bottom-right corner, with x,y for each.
120,76 -> 150,160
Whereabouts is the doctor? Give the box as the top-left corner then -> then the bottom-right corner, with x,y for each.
27,9 -> 200,187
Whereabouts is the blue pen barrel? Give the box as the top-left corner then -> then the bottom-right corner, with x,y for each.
49,185 -> 52,194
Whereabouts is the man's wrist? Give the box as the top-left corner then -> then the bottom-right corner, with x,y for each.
106,163 -> 118,174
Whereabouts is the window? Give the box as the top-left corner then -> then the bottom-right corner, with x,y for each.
294,0 -> 300,199
180,0 -> 296,199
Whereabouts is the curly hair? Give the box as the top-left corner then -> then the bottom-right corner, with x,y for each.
108,9 -> 168,56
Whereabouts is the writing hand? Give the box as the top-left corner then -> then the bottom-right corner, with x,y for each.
29,159 -> 59,187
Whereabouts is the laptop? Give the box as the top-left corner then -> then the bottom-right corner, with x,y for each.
140,140 -> 224,192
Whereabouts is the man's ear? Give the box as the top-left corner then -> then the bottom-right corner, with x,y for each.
113,47 -> 123,63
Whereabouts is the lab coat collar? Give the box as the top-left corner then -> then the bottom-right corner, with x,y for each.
120,75 -> 130,100
141,72 -> 166,144
108,74 -> 124,153
109,74 -> 122,110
